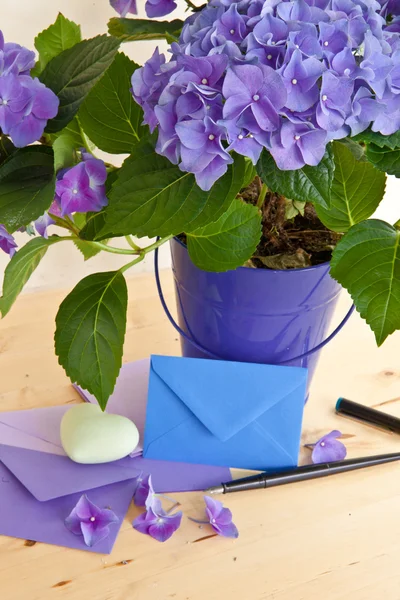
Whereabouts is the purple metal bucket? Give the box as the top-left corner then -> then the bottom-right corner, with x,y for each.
155,238 -> 353,392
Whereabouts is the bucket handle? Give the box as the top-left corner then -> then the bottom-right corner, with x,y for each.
154,245 -> 355,365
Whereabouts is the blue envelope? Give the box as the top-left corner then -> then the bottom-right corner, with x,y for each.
143,355 -> 307,471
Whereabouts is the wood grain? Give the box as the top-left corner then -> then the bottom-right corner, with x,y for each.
0,270 -> 399,600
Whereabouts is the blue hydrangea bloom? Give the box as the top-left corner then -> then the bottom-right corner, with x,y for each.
131,0 -> 400,190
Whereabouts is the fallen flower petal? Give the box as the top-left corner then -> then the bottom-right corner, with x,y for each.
307,430 -> 347,464
133,498 -> 183,542
204,496 -> 239,539
65,494 -> 119,547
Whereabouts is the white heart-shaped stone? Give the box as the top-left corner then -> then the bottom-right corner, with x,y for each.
60,404 -> 139,464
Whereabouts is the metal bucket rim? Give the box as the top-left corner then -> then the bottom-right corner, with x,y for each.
172,236 -> 332,275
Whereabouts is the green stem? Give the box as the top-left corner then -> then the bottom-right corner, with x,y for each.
184,0 -> 198,8
125,236 -> 142,252
257,183 -> 268,209
57,233 -> 173,259
120,235 -> 174,273
85,240 -> 140,255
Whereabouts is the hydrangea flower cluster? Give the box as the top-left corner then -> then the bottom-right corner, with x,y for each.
0,31 -> 59,147
131,0 -> 400,190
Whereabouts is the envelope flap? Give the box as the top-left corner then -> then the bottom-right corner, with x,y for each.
0,444 -> 139,502
151,356 -> 307,442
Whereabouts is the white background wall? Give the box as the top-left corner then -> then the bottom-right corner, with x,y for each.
1,1 -> 399,293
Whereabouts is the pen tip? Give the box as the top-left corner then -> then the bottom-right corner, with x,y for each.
205,486 -> 224,495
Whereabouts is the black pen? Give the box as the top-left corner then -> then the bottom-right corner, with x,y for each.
336,397 -> 400,434
206,452 -> 400,494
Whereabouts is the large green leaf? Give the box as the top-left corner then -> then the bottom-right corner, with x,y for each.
0,236 -> 62,317
108,17 -> 184,42
0,146 -> 55,232
365,144 -> 400,178
100,140 -> 246,238
330,219 -> 400,345
55,271 -> 128,409
40,35 -> 120,133
186,198 -> 262,272
32,13 -> 81,75
257,146 -> 334,209
353,129 -> 400,150
79,53 -> 146,153
315,142 -> 386,232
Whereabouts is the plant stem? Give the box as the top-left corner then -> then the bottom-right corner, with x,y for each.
257,183 -> 268,210
119,235 -> 174,273
57,232 -> 173,259
85,241 -> 140,255
125,236 -> 142,251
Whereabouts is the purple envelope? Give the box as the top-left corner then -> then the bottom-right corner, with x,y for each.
0,457 -> 136,554
0,358 -> 231,552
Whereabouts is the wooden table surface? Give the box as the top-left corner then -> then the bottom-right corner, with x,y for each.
0,270 -> 399,600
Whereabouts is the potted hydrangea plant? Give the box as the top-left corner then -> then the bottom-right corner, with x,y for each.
0,0 -> 399,410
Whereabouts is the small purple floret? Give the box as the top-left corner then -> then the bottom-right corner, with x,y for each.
65,494 -> 119,547
110,0 -> 137,17
307,430 -> 347,464
0,224 -> 17,257
204,496 -> 239,538
133,496 -> 183,542
55,152 -> 108,216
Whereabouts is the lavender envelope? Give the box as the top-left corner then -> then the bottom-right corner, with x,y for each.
0,457 -> 136,554
0,359 -> 231,552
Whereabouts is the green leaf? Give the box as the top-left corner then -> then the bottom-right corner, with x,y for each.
108,17 -> 184,42
257,146 -> 335,209
40,35 -> 120,133
337,138 -> 367,162
55,271 -> 128,409
186,198 -> 262,272
315,142 -> 386,233
100,140 -> 246,238
79,53 -> 146,153
0,236 -> 62,317
73,239 -> 103,260
365,144 -> 400,178
0,136 -> 16,166
33,13 -> 81,75
52,118 -> 85,170
330,220 -> 400,346
353,129 -> 400,150
0,146 -> 55,232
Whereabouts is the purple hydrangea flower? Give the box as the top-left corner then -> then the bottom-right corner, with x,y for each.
222,63 -> 287,131
133,496 -> 183,542
34,199 -> 62,238
307,430 -> 347,464
176,116 -> 233,190
204,496 -> 239,538
110,0 -> 137,17
130,0 -> 400,188
145,0 -> 177,18
132,473 -> 154,507
0,224 -> 17,257
9,77 -> 60,148
0,31 -> 59,147
65,494 -> 119,547
55,152 -> 108,216
269,121 -> 327,169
